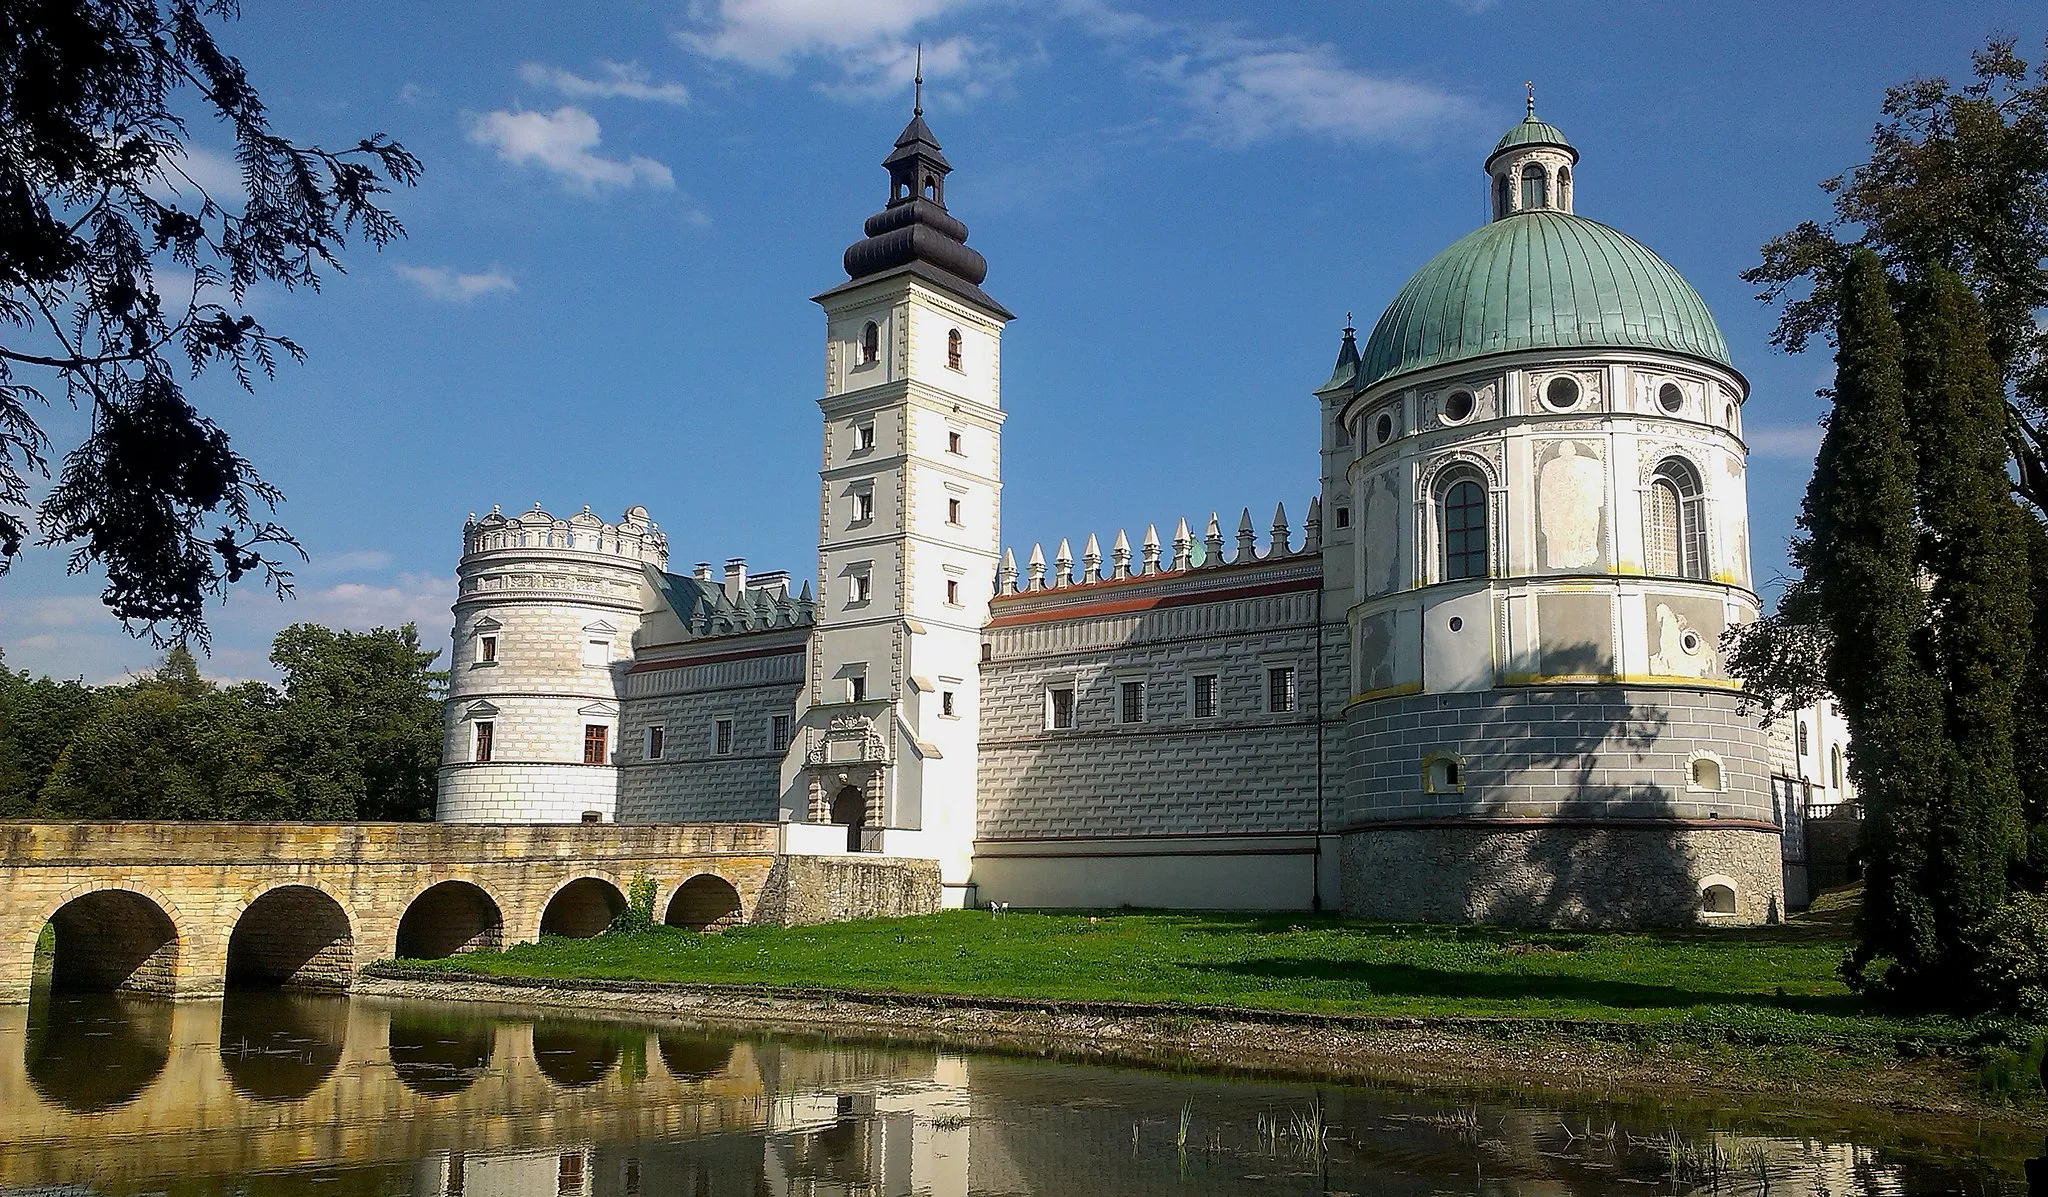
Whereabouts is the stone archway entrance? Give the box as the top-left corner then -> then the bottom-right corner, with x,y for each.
831,785 -> 866,852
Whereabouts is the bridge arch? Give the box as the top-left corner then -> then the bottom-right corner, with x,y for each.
532,1020 -> 623,1089
537,874 -> 627,939
39,882 -> 187,995
225,883 -> 356,990
218,990 -> 347,1102
395,879 -> 503,960
388,1008 -> 495,1097
664,873 -> 744,931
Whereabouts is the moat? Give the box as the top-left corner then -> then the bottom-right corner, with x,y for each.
1,989 -> 2032,1196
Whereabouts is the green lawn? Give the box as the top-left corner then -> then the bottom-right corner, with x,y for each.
389,899 -> 1979,1052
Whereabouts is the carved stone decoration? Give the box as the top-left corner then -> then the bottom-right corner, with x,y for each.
1648,600 -> 1719,678
1636,441 -> 1711,487
1360,468 -> 1402,598
807,715 -> 888,767
1535,440 -> 1606,571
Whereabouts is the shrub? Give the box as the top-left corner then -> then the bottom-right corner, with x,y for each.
608,875 -> 658,936
1973,892 -> 2048,1017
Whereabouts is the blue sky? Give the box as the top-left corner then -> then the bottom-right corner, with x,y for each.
3,0 -> 2041,683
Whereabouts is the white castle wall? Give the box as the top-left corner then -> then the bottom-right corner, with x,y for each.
618,631 -> 809,823
438,505 -> 665,823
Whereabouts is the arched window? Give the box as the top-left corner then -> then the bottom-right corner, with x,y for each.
1521,163 -> 1547,211
1556,165 -> 1571,211
1830,745 -> 1843,790
1441,475 -> 1488,581
1644,459 -> 1707,579
860,321 -> 879,365
947,328 -> 962,370
1494,172 -> 1512,218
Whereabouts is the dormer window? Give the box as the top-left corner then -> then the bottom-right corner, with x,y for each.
860,321 -> 879,366
947,328 -> 962,370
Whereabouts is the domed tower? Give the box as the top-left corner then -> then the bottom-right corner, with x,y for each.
1333,103 -> 1775,925
438,503 -> 667,823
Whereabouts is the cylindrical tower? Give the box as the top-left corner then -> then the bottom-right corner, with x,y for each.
437,503 -> 667,823
1333,107 -> 1780,926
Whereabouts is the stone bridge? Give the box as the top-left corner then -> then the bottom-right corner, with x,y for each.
0,822 -> 939,1004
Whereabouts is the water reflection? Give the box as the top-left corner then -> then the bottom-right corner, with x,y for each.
0,992 -> 2029,1197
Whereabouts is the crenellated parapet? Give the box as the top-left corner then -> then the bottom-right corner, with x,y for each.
462,503 -> 668,566
996,497 -> 1322,595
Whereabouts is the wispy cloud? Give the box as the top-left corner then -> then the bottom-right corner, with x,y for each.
678,0 -> 1003,102
295,572 -> 456,636
1745,423 -> 1825,460
394,263 -> 519,303
465,106 -> 675,193
520,60 -> 690,105
1148,37 -> 1472,146
149,144 -> 247,203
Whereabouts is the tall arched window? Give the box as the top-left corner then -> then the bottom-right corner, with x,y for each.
1494,172 -> 1512,218
1644,459 -> 1707,579
1520,163 -> 1547,211
1442,476 -> 1488,581
860,321 -> 879,365
947,328 -> 962,370
1830,745 -> 1843,790
1556,165 -> 1571,211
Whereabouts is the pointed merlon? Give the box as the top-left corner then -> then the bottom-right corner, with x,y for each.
1204,512 -> 1224,568
1170,517 -> 1193,571
1304,495 -> 1323,553
1027,542 -> 1047,591
1141,524 -> 1161,575
1234,507 -> 1257,564
1082,533 -> 1102,584
1271,501 -> 1290,556
1052,538 -> 1073,588
999,546 -> 1018,593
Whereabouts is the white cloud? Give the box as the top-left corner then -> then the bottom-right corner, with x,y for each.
149,144 -> 246,203
520,60 -> 690,105
1745,424 -> 1825,460
394,263 -> 519,303
398,82 -> 428,105
1148,37 -> 1473,147
295,572 -> 456,636
465,106 -> 675,193
678,0 -> 1001,101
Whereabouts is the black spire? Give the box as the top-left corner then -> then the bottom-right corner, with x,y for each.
833,85 -> 1004,313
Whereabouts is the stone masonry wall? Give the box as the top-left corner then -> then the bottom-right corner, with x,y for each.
617,643 -> 805,824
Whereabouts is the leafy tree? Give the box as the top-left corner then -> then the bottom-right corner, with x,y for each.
0,648 -> 97,813
269,622 -> 443,821
0,0 -> 419,649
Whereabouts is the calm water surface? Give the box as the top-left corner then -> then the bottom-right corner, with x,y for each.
0,990 -> 2034,1196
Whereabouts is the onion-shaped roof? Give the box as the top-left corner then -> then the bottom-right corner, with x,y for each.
1356,209 -> 1731,391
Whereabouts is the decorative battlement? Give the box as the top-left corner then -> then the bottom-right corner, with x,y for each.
462,503 -> 668,567
995,497 -> 1322,596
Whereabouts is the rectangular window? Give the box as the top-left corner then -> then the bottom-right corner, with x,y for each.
771,713 -> 793,752
850,675 -> 867,703
1047,686 -> 1075,730
646,725 -> 664,760
1267,666 -> 1297,713
474,721 -> 494,763
581,638 -> 609,667
1334,507 -> 1350,530
855,422 -> 876,451
853,490 -> 874,524
1193,673 -> 1219,718
583,724 -> 608,765
714,718 -> 734,756
941,690 -> 956,717
851,573 -> 872,604
947,430 -> 963,455
947,498 -> 962,525
945,578 -> 960,605
478,634 -> 497,663
1120,679 -> 1145,724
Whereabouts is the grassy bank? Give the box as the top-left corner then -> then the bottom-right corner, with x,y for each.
392,895 -> 2000,1059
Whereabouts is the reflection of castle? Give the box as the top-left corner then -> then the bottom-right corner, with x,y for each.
437,97 -> 1836,925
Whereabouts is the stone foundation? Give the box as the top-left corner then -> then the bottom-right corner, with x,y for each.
1339,822 -> 1783,927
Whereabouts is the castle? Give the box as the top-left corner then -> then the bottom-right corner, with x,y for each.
436,98 -> 1848,926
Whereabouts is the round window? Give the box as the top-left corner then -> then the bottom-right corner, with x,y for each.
1443,390 -> 1475,423
1544,375 -> 1580,410
1449,616 -> 1464,632
1658,382 -> 1685,414
1681,629 -> 1702,654
1375,412 -> 1394,444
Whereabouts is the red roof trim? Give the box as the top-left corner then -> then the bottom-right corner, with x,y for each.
985,573 -> 1320,629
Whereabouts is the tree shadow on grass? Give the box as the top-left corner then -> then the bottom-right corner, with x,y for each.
1188,956 -> 1869,1018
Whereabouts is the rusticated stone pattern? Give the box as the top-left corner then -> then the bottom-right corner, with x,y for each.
1339,824 -> 1784,926
752,854 -> 940,925
617,648 -> 805,824
1340,686 -> 1774,825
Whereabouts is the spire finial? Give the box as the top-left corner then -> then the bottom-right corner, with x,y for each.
914,43 -> 924,117
1343,311 -> 1354,337
1525,80 -> 1535,117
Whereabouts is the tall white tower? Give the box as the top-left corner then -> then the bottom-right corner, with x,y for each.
439,503 -> 666,823
788,92 -> 1011,906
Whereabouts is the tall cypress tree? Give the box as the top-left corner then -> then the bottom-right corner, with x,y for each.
1902,267 -> 2033,963
1802,250 -> 1947,988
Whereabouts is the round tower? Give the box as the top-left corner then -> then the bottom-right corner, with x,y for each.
438,503 -> 667,823
1335,105 -> 1778,925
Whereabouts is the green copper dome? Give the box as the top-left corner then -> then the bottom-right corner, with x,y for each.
1356,209 -> 1731,390
1490,114 -> 1576,161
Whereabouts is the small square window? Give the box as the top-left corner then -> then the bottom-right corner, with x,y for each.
1193,674 -> 1219,718
947,498 -> 962,525
1334,507 -> 1350,529
714,718 -> 734,756
855,422 -> 876,451
1120,679 -> 1145,724
583,724 -> 609,765
474,721 -> 495,763
850,675 -> 868,703
1267,666 -> 1297,713
851,573 -> 872,604
1047,686 -> 1075,730
478,634 -> 497,663
941,690 -> 956,717
853,490 -> 874,524
947,430 -> 963,455
646,725 -> 664,761
582,638 -> 610,667
771,713 -> 793,752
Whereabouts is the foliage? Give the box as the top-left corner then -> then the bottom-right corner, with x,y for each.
1974,892 -> 2048,1020
0,624 -> 442,820
0,0 -> 419,649
607,875 -> 659,936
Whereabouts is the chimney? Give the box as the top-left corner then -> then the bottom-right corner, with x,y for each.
693,561 -> 713,581
724,557 -> 747,604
